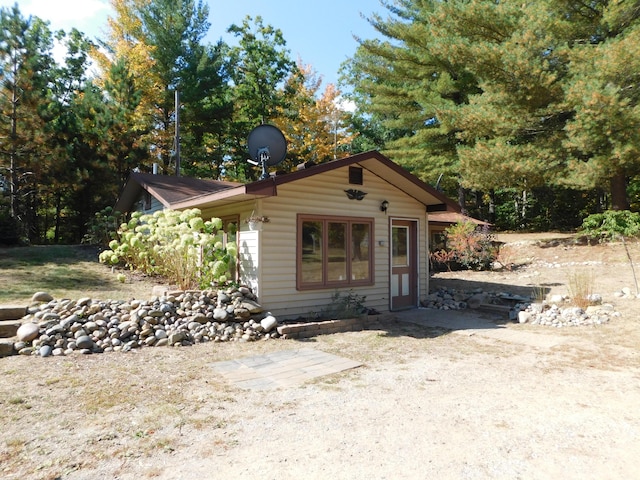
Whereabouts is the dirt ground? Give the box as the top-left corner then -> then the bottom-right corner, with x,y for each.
1,233 -> 640,480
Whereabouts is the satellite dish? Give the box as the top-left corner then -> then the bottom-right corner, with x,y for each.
247,124 -> 287,180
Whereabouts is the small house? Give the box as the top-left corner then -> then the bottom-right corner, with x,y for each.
114,151 -> 460,319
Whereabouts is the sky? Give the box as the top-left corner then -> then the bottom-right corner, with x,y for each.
0,0 -> 385,87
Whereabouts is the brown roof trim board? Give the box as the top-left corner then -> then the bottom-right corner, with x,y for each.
262,150 -> 460,211
115,151 -> 461,213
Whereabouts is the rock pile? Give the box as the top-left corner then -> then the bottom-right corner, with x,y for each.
516,301 -> 619,327
12,287 -> 280,357
423,287 -> 621,327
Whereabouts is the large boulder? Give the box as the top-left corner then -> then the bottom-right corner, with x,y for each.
16,322 -> 40,342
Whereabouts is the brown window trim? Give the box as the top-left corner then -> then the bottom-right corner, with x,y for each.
296,214 -> 374,291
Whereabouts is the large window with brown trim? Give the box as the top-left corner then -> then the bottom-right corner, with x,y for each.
297,214 -> 374,290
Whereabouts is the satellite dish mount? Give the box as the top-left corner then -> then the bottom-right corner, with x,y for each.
247,125 -> 287,180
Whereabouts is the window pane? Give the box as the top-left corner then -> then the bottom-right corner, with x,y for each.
351,223 -> 370,280
392,226 -> 409,266
301,221 -> 323,283
327,222 -> 347,281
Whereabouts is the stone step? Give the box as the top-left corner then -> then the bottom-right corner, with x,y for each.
0,305 -> 27,321
0,338 -> 16,357
0,320 -> 21,339
478,303 -> 512,315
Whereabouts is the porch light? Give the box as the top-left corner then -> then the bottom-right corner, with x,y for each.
380,200 -> 389,212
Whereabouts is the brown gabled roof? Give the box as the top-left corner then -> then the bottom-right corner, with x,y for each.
114,172 -> 240,213
114,151 -> 461,214
171,151 -> 460,212
428,211 -> 491,227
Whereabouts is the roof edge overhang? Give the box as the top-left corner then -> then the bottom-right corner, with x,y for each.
266,150 -> 460,211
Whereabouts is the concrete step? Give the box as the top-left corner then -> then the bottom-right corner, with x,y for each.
0,305 -> 27,321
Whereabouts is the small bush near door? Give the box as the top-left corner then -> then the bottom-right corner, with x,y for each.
430,221 -> 497,271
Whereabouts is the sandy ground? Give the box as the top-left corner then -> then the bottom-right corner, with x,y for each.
1,233 -> 640,480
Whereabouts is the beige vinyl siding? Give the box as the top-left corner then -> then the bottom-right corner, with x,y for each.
254,163 -> 429,319
238,229 -> 260,297
131,194 -> 164,215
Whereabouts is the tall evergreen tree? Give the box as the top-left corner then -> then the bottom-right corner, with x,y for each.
341,0 -> 481,198
0,5 -> 54,240
223,15 -> 297,181
101,58 -> 149,186
343,0 -> 640,212
44,28 -> 119,243
561,0 -> 640,210
97,0 -> 229,176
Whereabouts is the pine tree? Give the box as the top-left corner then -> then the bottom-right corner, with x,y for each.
223,16 -> 297,181
96,0 -> 229,176
0,5 -> 54,240
561,1 -> 640,210
344,0 -> 640,211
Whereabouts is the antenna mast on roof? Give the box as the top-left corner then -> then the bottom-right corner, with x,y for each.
175,89 -> 181,177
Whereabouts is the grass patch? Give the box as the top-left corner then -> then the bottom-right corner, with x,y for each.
0,245 -> 159,303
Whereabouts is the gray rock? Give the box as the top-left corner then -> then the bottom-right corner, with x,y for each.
39,345 -> 53,357
17,322 -> 40,342
260,314 -> 278,333
518,311 -> 532,324
168,331 -> 186,346
191,313 -> 208,324
84,321 -> 98,332
76,335 -> 94,350
213,308 -> 228,321
77,297 -> 92,307
466,294 -> 486,309
239,299 -> 263,314
32,291 -> 54,303
73,329 -> 88,339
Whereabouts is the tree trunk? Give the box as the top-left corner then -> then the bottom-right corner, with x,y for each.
610,173 -> 629,211
458,184 -> 467,215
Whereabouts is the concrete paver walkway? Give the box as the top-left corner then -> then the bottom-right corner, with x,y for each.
212,308 -> 565,391
211,347 -> 362,390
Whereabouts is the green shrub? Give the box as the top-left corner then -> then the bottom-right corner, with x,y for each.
580,210 -> 640,241
82,206 -> 125,246
580,210 -> 640,295
98,208 -> 236,289
318,290 -> 368,319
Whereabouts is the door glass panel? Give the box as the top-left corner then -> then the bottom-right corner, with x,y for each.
327,222 -> 347,281
392,226 -> 409,266
351,223 -> 370,280
302,221 -> 323,283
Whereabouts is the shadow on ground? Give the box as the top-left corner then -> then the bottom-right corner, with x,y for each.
430,277 -> 562,298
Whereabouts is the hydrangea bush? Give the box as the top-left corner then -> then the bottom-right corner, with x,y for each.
99,209 -> 237,289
